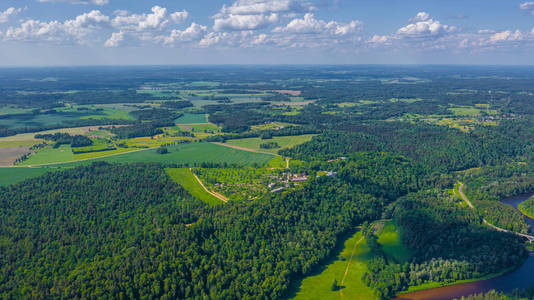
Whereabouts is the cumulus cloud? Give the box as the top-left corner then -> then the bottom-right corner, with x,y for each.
214,13 -> 279,31
368,35 -> 389,44
3,10 -> 108,44
37,0 -> 109,6
213,0 -> 312,31
111,6 -> 188,32
0,7 -> 22,23
159,23 -> 208,45
397,12 -> 456,38
520,2 -> 534,15
104,31 -> 124,47
273,13 -> 362,35
410,12 -> 430,22
489,30 -> 524,42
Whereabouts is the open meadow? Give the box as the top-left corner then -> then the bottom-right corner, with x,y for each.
225,134 -> 316,154
166,168 -> 224,206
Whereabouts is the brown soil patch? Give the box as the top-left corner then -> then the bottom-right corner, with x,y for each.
0,147 -> 31,166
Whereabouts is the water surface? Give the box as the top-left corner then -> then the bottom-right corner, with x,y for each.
395,194 -> 534,300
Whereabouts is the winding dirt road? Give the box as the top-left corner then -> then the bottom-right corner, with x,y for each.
189,168 -> 228,203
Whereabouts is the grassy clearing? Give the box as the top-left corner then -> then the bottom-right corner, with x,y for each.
225,134 -> 316,154
0,167 -> 55,187
21,144 -> 75,165
449,107 -> 482,117
175,113 -> 208,124
53,142 -> 274,167
377,221 -> 412,264
293,221 -> 411,300
165,168 -> 223,206
292,231 -> 377,300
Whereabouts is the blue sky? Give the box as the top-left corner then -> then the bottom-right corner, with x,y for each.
0,0 -> 533,65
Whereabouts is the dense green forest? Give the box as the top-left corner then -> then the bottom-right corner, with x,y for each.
2,66 -> 534,299
361,190 -> 527,299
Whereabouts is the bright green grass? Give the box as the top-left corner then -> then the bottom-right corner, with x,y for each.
0,167 -> 56,186
52,142 -> 273,167
292,231 -> 377,300
225,135 -> 316,154
449,107 -> 481,116
80,107 -> 134,120
518,199 -> 534,220
0,140 -> 39,149
175,113 -> 208,124
377,221 -> 412,264
21,145 -> 75,166
165,168 -> 223,206
179,123 -> 220,132
293,221 -> 411,300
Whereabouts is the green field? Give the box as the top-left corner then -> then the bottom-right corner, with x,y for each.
225,134 -> 316,154
377,221 -> 412,264
0,140 -> 39,149
292,231 -> 377,300
166,168 -> 223,206
175,113 -> 208,124
0,167 -> 56,186
21,144 -> 75,166
293,221 -> 411,300
53,142 -> 274,167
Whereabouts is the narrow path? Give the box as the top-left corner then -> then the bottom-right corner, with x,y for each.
286,158 -> 290,169
458,183 -> 534,241
10,147 -> 154,168
211,142 -> 278,156
189,168 -> 229,203
339,234 -> 365,299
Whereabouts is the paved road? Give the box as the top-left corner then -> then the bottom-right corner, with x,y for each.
458,183 -> 534,241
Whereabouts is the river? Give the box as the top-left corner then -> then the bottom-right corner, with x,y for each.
394,194 -> 534,300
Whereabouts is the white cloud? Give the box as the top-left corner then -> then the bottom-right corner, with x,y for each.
111,6 -> 188,32
489,30 -> 524,42
368,34 -> 389,44
214,13 -> 279,31
199,32 -> 225,47
273,13 -> 362,35
0,7 -> 22,23
397,12 -> 456,38
219,0 -> 309,15
159,23 -> 208,45
37,0 -> 109,6
213,0 -> 312,31
4,10 -> 108,44
410,12 -> 430,22
104,31 -> 124,47
520,2 -> 534,14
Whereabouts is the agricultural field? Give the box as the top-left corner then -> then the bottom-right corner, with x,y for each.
20,144 -> 75,166
0,167 -> 56,187
175,113 -> 208,124
53,142 -> 274,167
165,168 -> 223,206
224,134 -> 316,154
0,146 -> 31,166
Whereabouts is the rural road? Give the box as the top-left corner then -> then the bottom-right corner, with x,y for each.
189,168 -> 228,203
458,183 -> 534,240
212,142 -> 279,156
